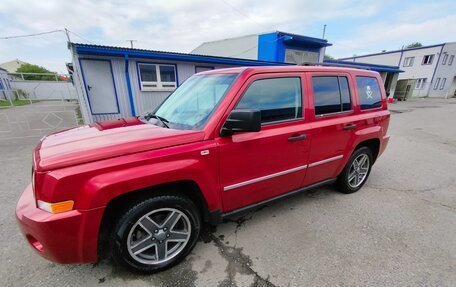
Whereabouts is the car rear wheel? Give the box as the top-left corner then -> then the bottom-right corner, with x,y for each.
337,147 -> 373,194
110,195 -> 201,273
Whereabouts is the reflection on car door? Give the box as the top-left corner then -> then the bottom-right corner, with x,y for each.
216,74 -> 312,212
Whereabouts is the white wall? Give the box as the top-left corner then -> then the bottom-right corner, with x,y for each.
429,43 -> 456,98
191,34 -> 259,60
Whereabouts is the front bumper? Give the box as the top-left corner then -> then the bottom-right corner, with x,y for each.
15,184 -> 105,264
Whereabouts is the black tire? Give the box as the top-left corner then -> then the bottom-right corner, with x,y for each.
110,195 -> 201,274
336,147 -> 373,194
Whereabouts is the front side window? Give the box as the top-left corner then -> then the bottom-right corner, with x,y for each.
154,73 -> 237,130
403,56 -> 415,67
138,63 -> 176,91
356,76 -> 382,110
422,55 -> 434,65
312,76 -> 352,115
236,77 -> 302,124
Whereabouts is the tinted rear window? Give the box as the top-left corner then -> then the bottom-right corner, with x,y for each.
312,76 -> 352,115
356,77 -> 382,110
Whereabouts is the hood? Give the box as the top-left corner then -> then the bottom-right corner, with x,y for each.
35,118 -> 205,171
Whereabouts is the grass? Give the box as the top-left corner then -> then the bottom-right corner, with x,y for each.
0,100 -> 40,107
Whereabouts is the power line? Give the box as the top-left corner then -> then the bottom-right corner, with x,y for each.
0,29 -> 64,40
67,30 -> 93,44
218,0 -> 272,31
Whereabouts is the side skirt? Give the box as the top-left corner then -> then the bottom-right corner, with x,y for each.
206,178 -> 337,224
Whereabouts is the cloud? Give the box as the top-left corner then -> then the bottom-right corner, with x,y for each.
0,0 -> 454,72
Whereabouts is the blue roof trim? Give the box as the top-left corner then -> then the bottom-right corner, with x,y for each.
324,59 -> 403,73
339,43 -> 445,60
277,31 -> 332,47
73,44 -> 291,66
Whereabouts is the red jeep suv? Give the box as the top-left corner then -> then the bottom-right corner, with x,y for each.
16,65 -> 390,273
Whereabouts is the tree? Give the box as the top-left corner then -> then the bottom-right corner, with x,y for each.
324,54 -> 335,60
406,42 -> 423,49
16,63 -> 57,81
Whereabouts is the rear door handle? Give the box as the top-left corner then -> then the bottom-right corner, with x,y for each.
343,123 -> 357,130
288,133 -> 307,142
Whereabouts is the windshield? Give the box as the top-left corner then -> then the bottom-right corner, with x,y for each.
154,73 -> 238,130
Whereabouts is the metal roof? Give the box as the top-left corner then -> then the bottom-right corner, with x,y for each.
72,43 -> 293,66
324,59 -> 403,73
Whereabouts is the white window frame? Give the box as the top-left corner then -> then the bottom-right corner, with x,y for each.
449,55 -> 454,66
415,78 -> 426,90
440,78 -> 446,90
422,55 -> 434,65
434,78 -> 440,90
403,56 -> 414,67
138,63 -> 177,92
442,54 -> 448,65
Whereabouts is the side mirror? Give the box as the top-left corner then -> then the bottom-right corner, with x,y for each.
220,109 -> 261,136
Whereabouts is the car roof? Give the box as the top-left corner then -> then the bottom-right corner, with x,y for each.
199,65 -> 380,77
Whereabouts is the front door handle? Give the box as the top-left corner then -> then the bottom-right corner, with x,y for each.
343,123 -> 357,130
288,133 -> 307,142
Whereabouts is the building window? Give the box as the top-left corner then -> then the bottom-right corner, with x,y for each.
356,77 -> 382,110
449,55 -> 454,66
403,57 -> 415,67
442,54 -> 448,65
415,78 -> 426,89
440,78 -> 446,90
0,79 -> 4,90
195,66 -> 214,73
434,78 -> 441,90
312,76 -> 352,115
237,77 -> 302,124
422,55 -> 434,65
138,63 -> 177,91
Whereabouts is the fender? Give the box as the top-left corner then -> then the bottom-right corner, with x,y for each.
40,141 -> 222,212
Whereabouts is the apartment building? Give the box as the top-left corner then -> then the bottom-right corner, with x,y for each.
340,43 -> 456,99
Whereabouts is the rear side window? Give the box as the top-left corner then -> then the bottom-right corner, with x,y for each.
236,77 -> 302,124
356,77 -> 382,110
311,76 -> 352,115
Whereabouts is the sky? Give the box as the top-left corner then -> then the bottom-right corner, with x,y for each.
1,0 -> 455,73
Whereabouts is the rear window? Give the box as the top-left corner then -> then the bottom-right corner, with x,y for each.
356,77 -> 382,110
311,76 -> 352,115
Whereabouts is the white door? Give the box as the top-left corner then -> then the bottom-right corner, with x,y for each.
80,59 -> 119,114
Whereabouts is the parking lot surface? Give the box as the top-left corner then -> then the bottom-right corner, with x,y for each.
1,99 -> 455,286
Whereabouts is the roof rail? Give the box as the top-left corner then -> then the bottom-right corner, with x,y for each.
299,62 -> 371,70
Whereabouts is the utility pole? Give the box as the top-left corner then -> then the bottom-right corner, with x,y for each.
126,40 -> 137,48
322,24 -> 327,39
64,28 -> 71,43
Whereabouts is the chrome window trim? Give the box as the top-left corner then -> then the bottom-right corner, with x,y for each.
223,164 -> 308,191
308,155 -> 344,167
315,110 -> 353,118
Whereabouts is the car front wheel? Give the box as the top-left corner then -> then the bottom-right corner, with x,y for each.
110,195 -> 201,273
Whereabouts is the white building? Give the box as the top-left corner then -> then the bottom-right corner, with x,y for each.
192,31 -> 332,63
340,43 -> 456,99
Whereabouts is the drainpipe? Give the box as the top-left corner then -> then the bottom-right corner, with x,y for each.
124,55 -> 136,116
430,44 -> 445,97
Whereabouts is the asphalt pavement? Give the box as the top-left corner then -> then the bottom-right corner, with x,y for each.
1,98 -> 455,286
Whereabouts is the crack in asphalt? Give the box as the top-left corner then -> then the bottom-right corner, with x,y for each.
369,185 -> 456,212
209,231 -> 277,287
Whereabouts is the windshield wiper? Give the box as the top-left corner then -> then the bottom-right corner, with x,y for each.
143,112 -> 170,128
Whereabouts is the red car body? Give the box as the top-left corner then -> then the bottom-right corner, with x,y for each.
16,66 -> 390,264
